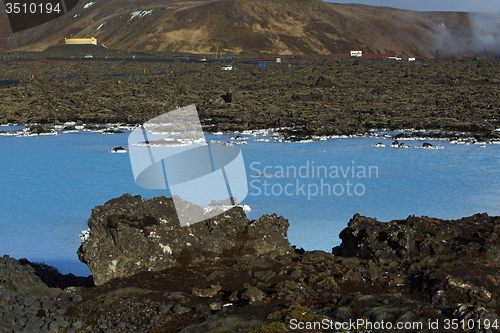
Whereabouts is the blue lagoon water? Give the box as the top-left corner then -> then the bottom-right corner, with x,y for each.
0,129 -> 499,276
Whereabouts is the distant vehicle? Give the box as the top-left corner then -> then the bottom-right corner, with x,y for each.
221,65 -> 232,71
198,58 -> 207,61
84,54 -> 93,59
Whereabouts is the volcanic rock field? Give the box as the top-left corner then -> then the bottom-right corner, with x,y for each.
1,51 -> 500,141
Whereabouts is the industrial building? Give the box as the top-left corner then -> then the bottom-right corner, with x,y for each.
64,37 -> 97,45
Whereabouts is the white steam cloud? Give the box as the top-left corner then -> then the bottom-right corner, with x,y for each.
431,12 -> 500,56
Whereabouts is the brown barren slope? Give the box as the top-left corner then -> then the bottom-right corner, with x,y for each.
1,0 -> 497,57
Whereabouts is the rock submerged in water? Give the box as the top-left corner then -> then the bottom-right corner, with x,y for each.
25,124 -> 55,135
371,142 -> 385,147
390,139 -> 411,148
390,139 -> 400,147
77,194 -> 292,285
108,146 -> 127,153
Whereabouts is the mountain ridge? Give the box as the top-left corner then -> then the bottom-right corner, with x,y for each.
1,0 -> 498,58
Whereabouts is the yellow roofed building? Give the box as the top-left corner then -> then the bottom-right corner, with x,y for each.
64,37 -> 97,45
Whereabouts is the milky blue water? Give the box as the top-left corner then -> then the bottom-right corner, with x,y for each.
1,128 -> 499,276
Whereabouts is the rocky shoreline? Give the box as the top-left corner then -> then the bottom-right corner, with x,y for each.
2,194 -> 499,333
2,123 -> 500,150
1,55 -> 500,141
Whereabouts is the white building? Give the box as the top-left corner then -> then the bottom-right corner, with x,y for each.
350,50 -> 362,57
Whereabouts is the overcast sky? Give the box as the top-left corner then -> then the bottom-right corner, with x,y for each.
324,0 -> 500,13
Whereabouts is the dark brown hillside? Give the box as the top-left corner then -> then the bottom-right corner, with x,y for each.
0,0 -> 497,57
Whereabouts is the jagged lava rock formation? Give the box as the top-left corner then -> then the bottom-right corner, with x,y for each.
333,213 -> 500,310
3,207 -> 500,332
334,212 -> 500,261
77,194 -> 292,285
